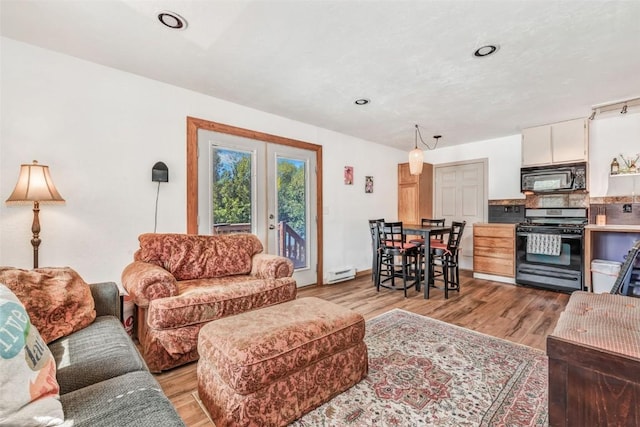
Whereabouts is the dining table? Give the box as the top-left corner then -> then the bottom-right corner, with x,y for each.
403,223 -> 452,299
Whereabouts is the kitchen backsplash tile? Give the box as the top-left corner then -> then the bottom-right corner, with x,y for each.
524,193 -> 589,208
488,199 -> 525,206
487,196 -> 640,225
590,195 -> 640,204
488,202 -> 525,223
589,202 -> 640,225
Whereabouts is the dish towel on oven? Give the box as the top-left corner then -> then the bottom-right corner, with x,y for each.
527,233 -> 562,256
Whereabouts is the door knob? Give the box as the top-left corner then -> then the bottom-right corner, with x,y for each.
269,224 -> 275,230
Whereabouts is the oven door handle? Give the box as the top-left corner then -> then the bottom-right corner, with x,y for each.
516,232 -> 582,239
517,268 -> 580,280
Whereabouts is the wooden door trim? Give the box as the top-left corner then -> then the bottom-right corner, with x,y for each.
186,116 -> 324,286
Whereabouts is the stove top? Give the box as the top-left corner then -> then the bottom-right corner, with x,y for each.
520,207 -> 588,227
516,207 -> 588,233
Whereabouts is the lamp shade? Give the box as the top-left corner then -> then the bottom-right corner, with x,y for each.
408,148 -> 424,175
6,161 -> 65,205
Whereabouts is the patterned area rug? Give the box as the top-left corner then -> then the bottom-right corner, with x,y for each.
292,309 -> 548,426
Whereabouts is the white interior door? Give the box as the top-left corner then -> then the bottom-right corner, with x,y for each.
197,129 -> 317,286
434,160 -> 487,270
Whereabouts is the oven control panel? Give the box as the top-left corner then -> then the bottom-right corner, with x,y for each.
560,227 -> 585,235
516,225 -> 584,235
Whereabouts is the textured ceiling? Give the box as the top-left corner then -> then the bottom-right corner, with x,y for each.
2,0 -> 640,151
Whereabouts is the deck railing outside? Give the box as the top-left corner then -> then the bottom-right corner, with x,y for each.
213,222 -> 306,269
213,223 -> 251,234
279,221 -> 306,269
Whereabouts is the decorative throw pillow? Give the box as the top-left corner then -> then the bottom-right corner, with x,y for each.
0,283 -> 64,426
0,267 -> 96,343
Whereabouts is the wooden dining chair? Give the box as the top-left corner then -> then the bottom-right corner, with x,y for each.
409,218 -> 446,245
429,221 -> 466,299
408,218 -> 446,285
377,221 -> 420,297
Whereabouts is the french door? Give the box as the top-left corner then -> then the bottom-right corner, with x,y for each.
197,129 -> 317,286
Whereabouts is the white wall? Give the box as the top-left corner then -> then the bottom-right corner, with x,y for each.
0,38 -> 405,284
588,112 -> 640,197
423,134 -> 524,201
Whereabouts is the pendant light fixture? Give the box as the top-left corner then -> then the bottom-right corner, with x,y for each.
408,124 -> 424,175
408,124 -> 441,175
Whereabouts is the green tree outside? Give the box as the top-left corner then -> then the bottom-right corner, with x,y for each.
212,150 -> 306,239
212,150 -> 251,224
277,159 -> 306,238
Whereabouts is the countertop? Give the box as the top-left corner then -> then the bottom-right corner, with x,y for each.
476,223 -> 516,228
585,224 -> 640,232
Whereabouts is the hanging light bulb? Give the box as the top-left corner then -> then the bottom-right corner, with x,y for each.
409,125 -> 424,175
408,125 -> 441,175
409,147 -> 424,175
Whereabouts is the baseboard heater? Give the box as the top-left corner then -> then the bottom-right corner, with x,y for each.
327,266 -> 356,284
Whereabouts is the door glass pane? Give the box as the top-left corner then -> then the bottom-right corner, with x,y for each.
277,157 -> 307,269
211,148 -> 252,235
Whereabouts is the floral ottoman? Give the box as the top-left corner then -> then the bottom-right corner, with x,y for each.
197,297 -> 368,427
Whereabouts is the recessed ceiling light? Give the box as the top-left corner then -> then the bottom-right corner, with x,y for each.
354,98 -> 370,105
158,11 -> 188,30
474,44 -> 499,57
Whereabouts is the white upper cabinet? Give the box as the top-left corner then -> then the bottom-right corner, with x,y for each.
522,118 -> 588,166
521,125 -> 552,165
551,118 -> 589,163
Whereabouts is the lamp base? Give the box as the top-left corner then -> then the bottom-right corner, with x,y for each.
31,201 -> 41,269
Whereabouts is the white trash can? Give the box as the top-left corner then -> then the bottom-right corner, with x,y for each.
591,259 -> 622,294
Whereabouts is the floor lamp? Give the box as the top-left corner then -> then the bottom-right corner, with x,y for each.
5,160 -> 65,268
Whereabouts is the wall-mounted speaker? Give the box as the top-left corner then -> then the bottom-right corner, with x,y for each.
152,161 -> 169,183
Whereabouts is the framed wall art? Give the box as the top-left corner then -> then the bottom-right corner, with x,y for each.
365,176 -> 373,193
344,166 -> 353,185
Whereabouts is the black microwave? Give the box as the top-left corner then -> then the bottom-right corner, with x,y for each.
521,162 -> 587,193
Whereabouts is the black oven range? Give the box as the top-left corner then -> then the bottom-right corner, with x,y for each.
515,208 -> 588,293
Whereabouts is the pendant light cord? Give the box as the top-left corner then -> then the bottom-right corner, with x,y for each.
154,181 -> 161,233
415,124 -> 441,150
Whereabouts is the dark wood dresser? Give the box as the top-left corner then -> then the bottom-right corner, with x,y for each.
547,291 -> 640,426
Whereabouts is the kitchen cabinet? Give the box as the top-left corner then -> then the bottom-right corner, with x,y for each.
521,118 -> 588,166
398,162 -> 433,224
473,223 -> 515,280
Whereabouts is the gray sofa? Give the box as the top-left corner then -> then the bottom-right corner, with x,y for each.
48,282 -> 185,427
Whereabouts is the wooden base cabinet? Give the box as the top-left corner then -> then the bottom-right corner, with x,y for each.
473,223 -> 515,278
398,162 -> 433,224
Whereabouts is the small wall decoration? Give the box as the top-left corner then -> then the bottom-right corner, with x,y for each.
619,153 -> 640,174
365,176 -> 374,193
344,166 -> 354,185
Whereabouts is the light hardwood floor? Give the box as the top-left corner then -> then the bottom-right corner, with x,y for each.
154,270 -> 570,426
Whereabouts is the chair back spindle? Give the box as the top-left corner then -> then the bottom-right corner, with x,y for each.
368,219 -> 384,282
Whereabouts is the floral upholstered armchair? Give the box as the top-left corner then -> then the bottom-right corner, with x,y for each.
121,233 -> 297,372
